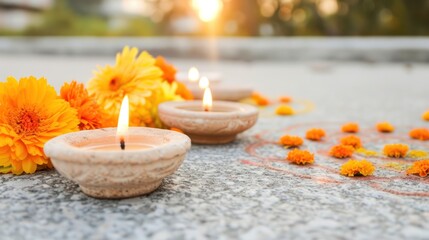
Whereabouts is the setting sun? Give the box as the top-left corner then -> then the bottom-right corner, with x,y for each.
192,0 -> 223,22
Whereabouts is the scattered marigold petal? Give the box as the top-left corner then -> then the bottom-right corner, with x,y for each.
170,127 -> 184,134
409,128 -> 429,141
305,128 -> 326,141
407,160 -> 429,177
330,144 -> 354,158
422,111 -> 429,121
340,135 -> 362,149
252,92 -> 270,106
341,122 -> 359,133
340,159 -> 375,177
279,96 -> 292,103
279,135 -> 303,147
355,148 -> 379,157
286,149 -> 314,165
383,144 -> 409,158
407,149 -> 429,159
275,105 -> 294,116
376,122 -> 394,133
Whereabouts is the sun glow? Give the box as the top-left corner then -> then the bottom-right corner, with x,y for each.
192,0 -> 223,22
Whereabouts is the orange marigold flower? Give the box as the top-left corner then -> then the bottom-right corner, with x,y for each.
155,56 -> 177,83
252,92 -> 270,106
275,105 -> 294,116
306,128 -> 326,141
376,122 -> 394,133
279,135 -> 303,147
409,128 -> 429,141
175,81 -> 194,100
407,160 -> 429,177
330,144 -> 354,158
383,144 -> 409,158
422,111 -> 429,121
286,149 -> 314,165
341,122 -> 359,133
0,76 -> 79,175
340,135 -> 362,149
60,81 -> 103,130
340,159 -> 375,177
279,96 -> 292,103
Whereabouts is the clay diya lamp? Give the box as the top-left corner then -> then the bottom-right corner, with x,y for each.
179,67 -> 252,101
44,96 -> 191,199
189,83 -> 253,102
158,87 -> 258,144
177,66 -> 222,86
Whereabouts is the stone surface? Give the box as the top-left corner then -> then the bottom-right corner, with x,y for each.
0,54 -> 429,239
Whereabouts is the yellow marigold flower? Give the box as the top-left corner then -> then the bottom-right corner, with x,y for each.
341,122 -> 359,133
305,128 -> 326,141
279,135 -> 303,147
155,56 -> 177,84
383,144 -> 409,158
0,76 -> 79,175
407,160 -> 429,177
409,128 -> 429,141
279,96 -> 292,103
88,46 -> 164,128
286,149 -> 314,165
60,81 -> 103,130
376,122 -> 394,133
340,159 -> 375,177
422,111 -> 429,121
330,144 -> 354,158
275,105 -> 294,116
252,92 -> 270,106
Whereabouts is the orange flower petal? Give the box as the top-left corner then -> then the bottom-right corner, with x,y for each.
22,159 -> 37,174
14,141 -> 28,161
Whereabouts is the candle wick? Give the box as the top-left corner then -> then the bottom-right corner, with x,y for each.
120,137 -> 125,150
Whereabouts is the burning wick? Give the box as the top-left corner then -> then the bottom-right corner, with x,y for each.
203,87 -> 212,112
120,137 -> 125,150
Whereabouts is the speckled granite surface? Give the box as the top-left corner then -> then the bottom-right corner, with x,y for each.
1,55 -> 429,239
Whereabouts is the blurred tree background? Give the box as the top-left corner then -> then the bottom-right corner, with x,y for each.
0,0 -> 428,36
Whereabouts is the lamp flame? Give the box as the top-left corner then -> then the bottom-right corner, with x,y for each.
188,67 -> 200,82
199,76 -> 210,89
117,95 -> 129,150
203,87 -> 213,112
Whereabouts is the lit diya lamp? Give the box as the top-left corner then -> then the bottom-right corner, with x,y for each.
44,96 -> 191,199
179,67 -> 252,102
158,85 -> 259,144
177,66 -> 222,85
